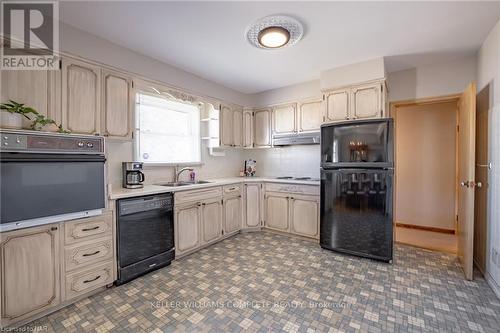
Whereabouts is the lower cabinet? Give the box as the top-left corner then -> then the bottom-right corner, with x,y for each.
175,203 -> 201,256
201,199 -> 223,244
223,195 -> 242,234
244,183 -> 262,228
265,193 -> 289,232
0,224 -> 61,328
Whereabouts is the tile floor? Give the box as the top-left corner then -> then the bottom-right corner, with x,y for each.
28,232 -> 500,333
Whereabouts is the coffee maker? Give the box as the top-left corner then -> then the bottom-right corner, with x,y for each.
122,162 -> 145,189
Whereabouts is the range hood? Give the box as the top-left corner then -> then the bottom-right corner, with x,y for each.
272,132 -> 320,146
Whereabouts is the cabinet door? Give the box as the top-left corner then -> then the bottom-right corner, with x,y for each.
265,193 -> 289,231
224,195 -> 242,234
254,109 -> 271,147
325,89 -> 349,122
1,70 -> 60,129
62,58 -> 101,135
201,199 -> 222,244
220,105 -> 233,147
298,99 -> 323,132
290,195 -> 319,238
175,204 -> 200,254
102,70 -> 132,139
245,183 -> 261,228
233,108 -> 243,147
243,110 -> 253,148
273,103 -> 296,135
351,83 -> 382,120
1,224 -> 60,326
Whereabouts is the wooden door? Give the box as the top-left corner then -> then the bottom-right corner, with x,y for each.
233,108 -> 243,147
175,204 -> 200,254
243,110 -> 253,148
102,70 -> 132,139
224,196 -> 242,234
473,87 -> 490,274
62,58 -> 101,135
298,99 -> 323,132
325,89 -> 350,122
351,83 -> 382,120
1,224 -> 60,326
201,199 -> 222,244
245,183 -> 261,227
254,109 -> 271,147
290,195 -> 319,238
265,193 -> 289,231
1,70 -> 59,129
220,105 -> 233,147
457,82 -> 477,280
273,103 -> 296,135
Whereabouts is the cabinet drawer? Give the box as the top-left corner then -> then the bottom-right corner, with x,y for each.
64,212 -> 112,245
223,184 -> 241,196
265,183 -> 319,196
65,238 -> 113,272
175,187 -> 222,205
65,261 -> 114,301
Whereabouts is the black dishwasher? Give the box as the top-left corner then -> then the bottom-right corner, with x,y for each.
116,193 -> 174,285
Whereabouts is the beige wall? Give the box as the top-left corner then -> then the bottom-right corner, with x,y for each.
395,101 -> 457,230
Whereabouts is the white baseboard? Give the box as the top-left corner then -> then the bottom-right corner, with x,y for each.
485,272 -> 500,300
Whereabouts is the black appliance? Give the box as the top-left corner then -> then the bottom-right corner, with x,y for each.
320,119 -> 394,262
122,162 -> 145,189
116,193 -> 175,285
0,130 -> 106,232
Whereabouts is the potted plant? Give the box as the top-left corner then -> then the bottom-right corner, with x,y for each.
0,100 -> 36,129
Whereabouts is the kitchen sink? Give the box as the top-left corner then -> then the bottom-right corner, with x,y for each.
155,180 -> 211,187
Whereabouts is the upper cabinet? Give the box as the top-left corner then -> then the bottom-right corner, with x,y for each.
298,98 -> 323,132
61,58 -> 101,135
232,108 -> 243,147
101,69 -> 133,139
272,103 -> 296,135
242,110 -> 253,148
253,108 -> 272,147
324,79 -> 387,123
219,105 -> 243,148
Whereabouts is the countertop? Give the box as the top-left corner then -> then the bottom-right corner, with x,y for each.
109,177 -> 320,200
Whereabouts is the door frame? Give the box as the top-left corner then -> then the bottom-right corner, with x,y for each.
390,94 -> 461,235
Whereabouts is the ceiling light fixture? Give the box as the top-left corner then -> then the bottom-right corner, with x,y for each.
247,15 -> 303,50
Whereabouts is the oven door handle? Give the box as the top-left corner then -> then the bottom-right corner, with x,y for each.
0,153 -> 106,163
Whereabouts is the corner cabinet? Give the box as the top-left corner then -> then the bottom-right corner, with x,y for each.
101,69 -> 133,139
0,224 -> 61,328
253,108 -> 272,147
61,58 -> 101,135
324,80 -> 387,123
244,183 -> 263,228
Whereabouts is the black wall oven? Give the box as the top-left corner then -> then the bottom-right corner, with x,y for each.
0,130 -> 106,232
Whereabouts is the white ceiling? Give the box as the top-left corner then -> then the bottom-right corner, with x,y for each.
60,1 -> 500,94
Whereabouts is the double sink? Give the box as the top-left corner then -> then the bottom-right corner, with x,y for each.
155,180 -> 211,187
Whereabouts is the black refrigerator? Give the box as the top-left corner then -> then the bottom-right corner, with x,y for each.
320,119 -> 394,262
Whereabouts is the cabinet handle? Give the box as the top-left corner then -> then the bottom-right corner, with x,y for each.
346,116 -> 350,120
82,226 -> 99,232
83,275 -> 101,284
197,203 -> 202,206
238,195 -> 242,198
50,226 -> 58,231
82,250 -> 101,257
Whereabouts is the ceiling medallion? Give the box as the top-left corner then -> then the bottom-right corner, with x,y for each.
247,15 -> 304,49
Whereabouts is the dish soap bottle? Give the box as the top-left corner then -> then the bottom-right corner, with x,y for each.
189,170 -> 196,182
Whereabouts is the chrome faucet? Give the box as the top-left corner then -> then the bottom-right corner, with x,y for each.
175,166 -> 194,183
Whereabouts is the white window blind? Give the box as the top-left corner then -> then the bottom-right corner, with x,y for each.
135,93 -> 201,164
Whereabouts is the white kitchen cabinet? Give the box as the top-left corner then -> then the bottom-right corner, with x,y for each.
323,80 -> 387,123
220,104 -> 233,147
325,89 -> 350,122
265,193 -> 289,232
61,58 -> 101,135
298,98 -> 323,132
244,183 -> 262,228
201,199 -> 223,244
223,195 -> 242,234
101,69 -> 133,139
243,110 -> 254,148
0,224 -> 60,327
1,69 -> 60,129
175,204 -> 201,256
290,195 -> 319,239
272,103 -> 296,135
253,108 -> 272,147
233,108 -> 243,147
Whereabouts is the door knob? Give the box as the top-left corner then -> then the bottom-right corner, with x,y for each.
460,181 -> 469,188
476,182 -> 483,188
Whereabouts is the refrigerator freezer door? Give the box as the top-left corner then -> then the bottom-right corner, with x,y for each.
320,168 -> 393,262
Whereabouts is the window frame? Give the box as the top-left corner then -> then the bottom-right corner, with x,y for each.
133,91 -> 203,167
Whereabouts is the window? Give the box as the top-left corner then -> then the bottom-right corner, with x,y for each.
135,93 -> 201,164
